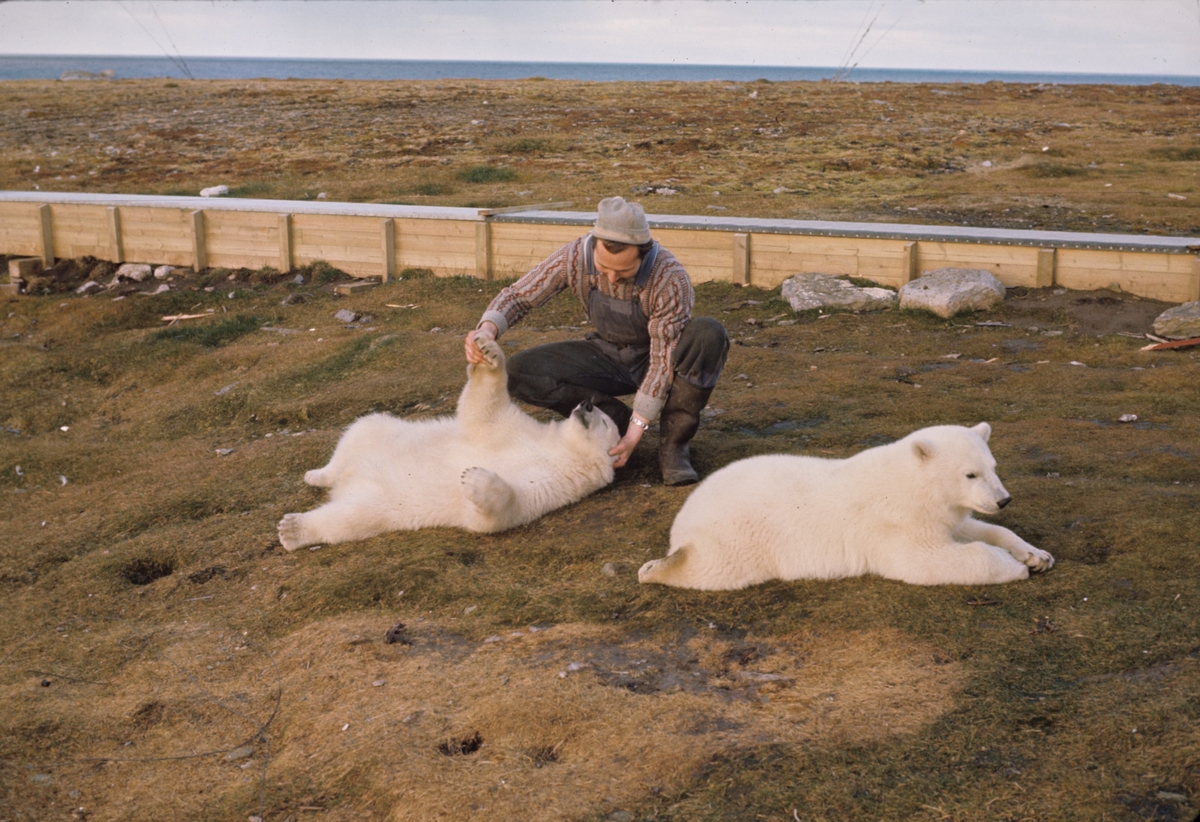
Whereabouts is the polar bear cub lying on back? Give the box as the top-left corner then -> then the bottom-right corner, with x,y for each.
278,338 -> 620,551
639,423 -> 1053,589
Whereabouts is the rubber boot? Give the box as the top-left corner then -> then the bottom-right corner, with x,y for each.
658,379 -> 713,486
547,386 -> 632,434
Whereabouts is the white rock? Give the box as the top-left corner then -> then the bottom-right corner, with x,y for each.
76,280 -> 102,295
153,265 -> 174,279
115,263 -> 152,282
200,185 -> 229,198
334,309 -> 359,324
899,268 -> 1006,319
781,273 -> 898,313
1152,300 -> 1200,339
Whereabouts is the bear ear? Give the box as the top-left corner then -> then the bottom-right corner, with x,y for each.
972,422 -> 992,442
912,439 -> 935,461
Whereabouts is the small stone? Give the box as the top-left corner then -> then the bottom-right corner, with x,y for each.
153,265 -> 175,279
334,309 -> 359,324
224,745 -> 255,761
115,263 -> 152,282
31,773 -> 53,785
372,679 -> 385,687
200,185 -> 229,197
601,562 -> 617,577
76,280 -> 102,295
1118,414 -> 1138,423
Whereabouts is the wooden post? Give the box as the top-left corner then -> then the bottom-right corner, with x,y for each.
900,241 -> 918,284
1036,248 -> 1056,288
732,233 -> 751,286
1190,255 -> 1200,302
190,210 -> 207,271
278,214 -> 293,272
475,220 -> 492,280
381,218 -> 396,283
106,206 -> 124,263
37,204 -> 54,267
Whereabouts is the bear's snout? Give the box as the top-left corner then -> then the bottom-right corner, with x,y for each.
581,400 -> 594,412
997,496 -> 1012,509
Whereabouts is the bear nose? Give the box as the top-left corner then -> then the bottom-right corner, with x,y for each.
997,496 -> 1012,509
581,400 -> 593,412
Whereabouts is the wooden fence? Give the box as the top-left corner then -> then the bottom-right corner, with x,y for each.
2,192 -> 1198,303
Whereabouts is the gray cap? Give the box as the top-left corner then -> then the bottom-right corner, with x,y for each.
593,196 -> 651,245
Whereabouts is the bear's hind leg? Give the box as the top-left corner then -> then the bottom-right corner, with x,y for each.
304,467 -> 334,488
460,467 -> 518,527
277,493 -> 390,552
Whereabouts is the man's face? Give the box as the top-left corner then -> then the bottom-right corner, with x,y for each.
594,241 -> 642,286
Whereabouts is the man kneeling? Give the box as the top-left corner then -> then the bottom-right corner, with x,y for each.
464,196 -> 729,486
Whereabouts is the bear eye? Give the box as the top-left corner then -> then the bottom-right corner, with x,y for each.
966,472 -> 977,479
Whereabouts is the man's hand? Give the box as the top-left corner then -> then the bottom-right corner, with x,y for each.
608,415 -> 648,468
465,321 -> 498,363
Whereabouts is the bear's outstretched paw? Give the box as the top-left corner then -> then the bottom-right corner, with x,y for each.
278,513 -> 313,552
1023,546 -> 1055,573
475,338 -> 504,371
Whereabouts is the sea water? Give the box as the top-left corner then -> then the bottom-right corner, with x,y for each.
2,55 -> 1198,86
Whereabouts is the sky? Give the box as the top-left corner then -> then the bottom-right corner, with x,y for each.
1,0 -> 1199,77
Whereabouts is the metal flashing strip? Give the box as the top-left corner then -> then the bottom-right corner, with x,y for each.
0,191 -> 485,222
494,210 -> 1200,255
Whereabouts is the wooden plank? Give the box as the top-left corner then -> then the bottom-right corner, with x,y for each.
38,204 -> 54,267
1036,248 -> 1056,288
0,203 -> 41,256
279,214 -> 293,272
476,221 -> 492,280
733,233 -> 750,286
1192,256 -> 1200,302
381,218 -> 395,283
1055,248 -> 1194,301
107,207 -> 124,263
190,210 -> 207,271
901,241 -> 917,285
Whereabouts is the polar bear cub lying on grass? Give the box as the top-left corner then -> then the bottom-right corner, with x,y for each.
278,338 -> 620,551
639,423 -> 1053,589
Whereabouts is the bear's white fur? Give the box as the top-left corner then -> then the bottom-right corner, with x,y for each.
278,338 -> 620,551
638,423 -> 1054,589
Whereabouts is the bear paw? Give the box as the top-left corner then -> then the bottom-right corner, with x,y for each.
1023,546 -> 1055,573
460,466 -> 513,513
474,337 -> 504,372
278,513 -> 311,552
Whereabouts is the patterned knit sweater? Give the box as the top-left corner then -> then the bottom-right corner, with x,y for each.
480,234 -> 694,422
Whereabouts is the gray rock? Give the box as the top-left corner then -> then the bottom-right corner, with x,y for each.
899,268 -> 1006,318
76,280 -> 102,295
224,745 -> 255,761
334,309 -> 360,323
1152,300 -> 1200,339
781,273 -> 898,313
115,263 -> 153,282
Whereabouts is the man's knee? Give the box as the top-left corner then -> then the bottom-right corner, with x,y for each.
675,317 -> 729,388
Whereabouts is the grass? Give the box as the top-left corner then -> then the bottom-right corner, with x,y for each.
1,268 -> 1197,821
